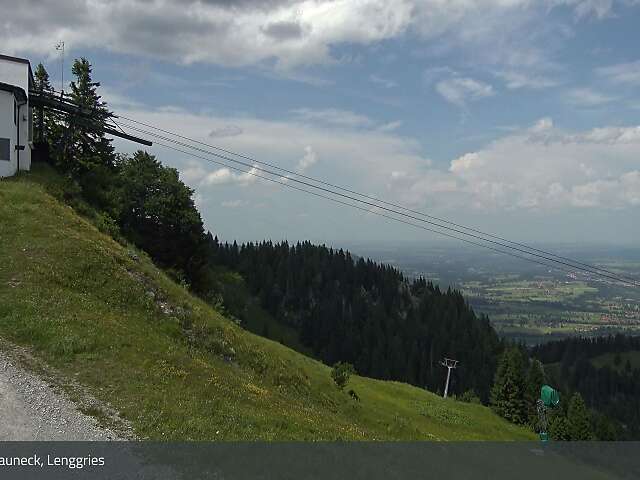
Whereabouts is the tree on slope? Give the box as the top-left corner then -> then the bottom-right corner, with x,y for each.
592,412 -> 618,440
331,362 -> 355,390
57,58 -> 115,177
32,63 -> 55,144
117,150 -> 207,288
549,412 -> 571,441
567,392 -> 593,440
490,347 -> 527,425
525,359 -> 546,428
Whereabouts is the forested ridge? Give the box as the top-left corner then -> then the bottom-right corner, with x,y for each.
206,238 -> 637,439
208,238 -> 502,401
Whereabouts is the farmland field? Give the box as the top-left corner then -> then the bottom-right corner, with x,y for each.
349,242 -> 640,345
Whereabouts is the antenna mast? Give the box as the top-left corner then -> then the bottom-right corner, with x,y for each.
55,41 -> 65,96
440,358 -> 459,399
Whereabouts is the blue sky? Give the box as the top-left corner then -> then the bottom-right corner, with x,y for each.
4,0 -> 640,247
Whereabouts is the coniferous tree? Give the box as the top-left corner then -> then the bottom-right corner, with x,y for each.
567,392 -> 593,440
549,412 -> 571,441
525,359 -> 546,428
57,57 -> 115,176
592,413 -> 618,441
490,347 -> 527,424
32,63 -> 55,144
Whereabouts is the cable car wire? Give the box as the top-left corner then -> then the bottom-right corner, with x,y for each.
114,119 -> 638,287
114,113 -> 629,282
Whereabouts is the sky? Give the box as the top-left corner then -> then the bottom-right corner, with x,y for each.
3,0 -> 640,248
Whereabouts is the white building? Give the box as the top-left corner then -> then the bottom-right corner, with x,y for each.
0,54 -> 34,178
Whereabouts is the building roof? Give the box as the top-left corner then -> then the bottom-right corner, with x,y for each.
0,54 -> 30,65
0,82 -> 28,102
0,53 -> 34,89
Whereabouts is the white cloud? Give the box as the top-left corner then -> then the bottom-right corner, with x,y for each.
2,0 -> 412,69
449,152 -> 483,174
291,108 -> 374,128
2,0 -> 633,69
110,95 -> 638,219
369,74 -> 397,88
435,77 -> 495,106
620,171 -> 640,206
209,125 -> 243,138
573,125 -> 640,143
495,71 -> 560,90
392,118 -> 640,211
263,68 -> 335,87
110,100 -> 433,204
596,60 -> 640,86
202,166 -> 258,186
570,0 -> 616,18
180,163 -> 206,184
221,200 -> 246,208
531,117 -> 554,132
100,87 -> 145,109
377,120 -> 403,132
296,146 -> 317,172
291,108 -> 404,134
564,87 -> 617,107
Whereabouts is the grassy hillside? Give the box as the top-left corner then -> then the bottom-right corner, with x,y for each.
207,264 -> 313,357
0,165 -> 535,441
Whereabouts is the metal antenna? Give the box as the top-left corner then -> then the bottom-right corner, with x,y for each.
440,358 -> 459,399
55,41 -> 65,95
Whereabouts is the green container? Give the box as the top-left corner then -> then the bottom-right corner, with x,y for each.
541,385 -> 560,407
539,432 -> 549,442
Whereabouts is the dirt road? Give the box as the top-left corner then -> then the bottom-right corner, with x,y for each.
0,350 -> 121,441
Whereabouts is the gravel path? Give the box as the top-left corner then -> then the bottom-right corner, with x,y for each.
0,351 -> 122,441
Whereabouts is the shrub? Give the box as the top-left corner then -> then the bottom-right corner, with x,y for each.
460,389 -> 482,404
331,362 -> 355,390
94,211 -> 123,242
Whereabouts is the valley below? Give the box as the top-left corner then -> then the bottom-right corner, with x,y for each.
350,243 -> 640,345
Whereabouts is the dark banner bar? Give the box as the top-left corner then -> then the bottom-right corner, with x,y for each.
0,442 -> 637,479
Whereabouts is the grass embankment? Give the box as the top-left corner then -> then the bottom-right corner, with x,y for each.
207,265 -> 313,357
0,165 -> 534,440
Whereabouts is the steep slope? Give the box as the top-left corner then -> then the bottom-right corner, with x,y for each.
0,167 -> 535,440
